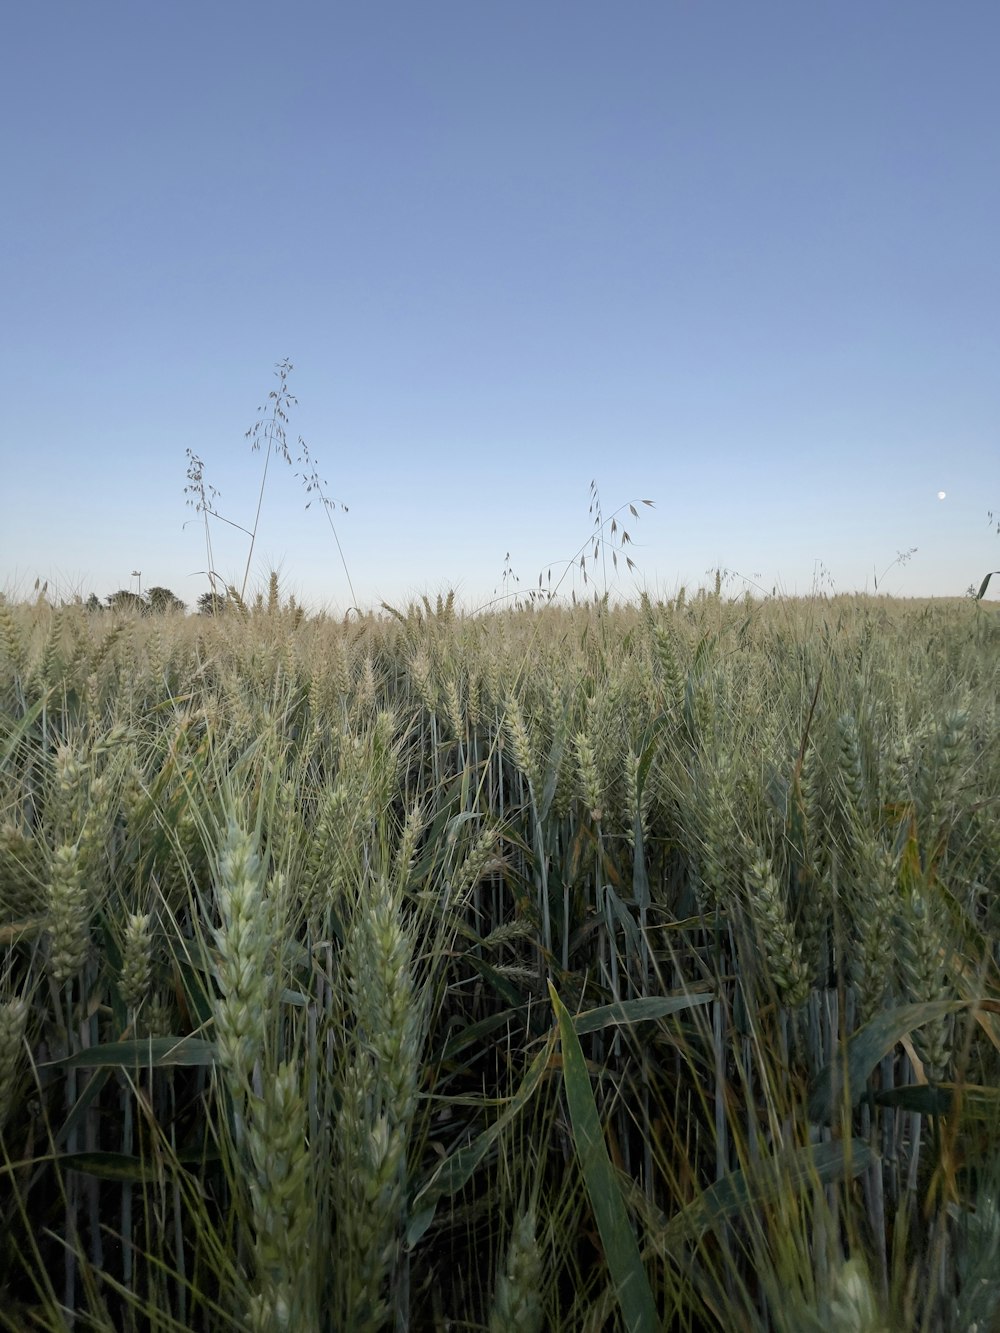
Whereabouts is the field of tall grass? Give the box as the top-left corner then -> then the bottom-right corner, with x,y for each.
1,583 -> 998,1330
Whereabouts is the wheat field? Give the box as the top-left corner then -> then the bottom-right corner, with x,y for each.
0,585 -> 998,1331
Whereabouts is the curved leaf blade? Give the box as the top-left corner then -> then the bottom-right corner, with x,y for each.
662,1138 -> 874,1246
51,1036 -> 217,1070
809,1000 -> 970,1122
550,981 -> 658,1333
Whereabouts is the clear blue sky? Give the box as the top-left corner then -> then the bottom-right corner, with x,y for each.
3,2 -> 998,612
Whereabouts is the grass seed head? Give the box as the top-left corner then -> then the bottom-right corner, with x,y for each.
0,996 -> 29,1130
212,824 -> 273,1088
121,912 -> 154,1013
247,1061 -> 313,1322
746,854 -> 811,1009
574,728 -> 603,822
46,841 -> 90,985
489,1209 -> 544,1333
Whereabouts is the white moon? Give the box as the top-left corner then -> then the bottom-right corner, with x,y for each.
937,491 -> 947,500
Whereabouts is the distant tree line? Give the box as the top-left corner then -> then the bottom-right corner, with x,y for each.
86,588 -> 229,615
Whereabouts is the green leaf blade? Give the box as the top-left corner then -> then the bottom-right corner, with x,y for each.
549,981 -> 658,1333
51,1036 -> 218,1070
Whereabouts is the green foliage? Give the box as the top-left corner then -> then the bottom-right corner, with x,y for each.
550,981 -> 658,1332
100,586 -> 184,615
198,589 -> 227,615
145,585 -> 185,613
104,588 -> 146,612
